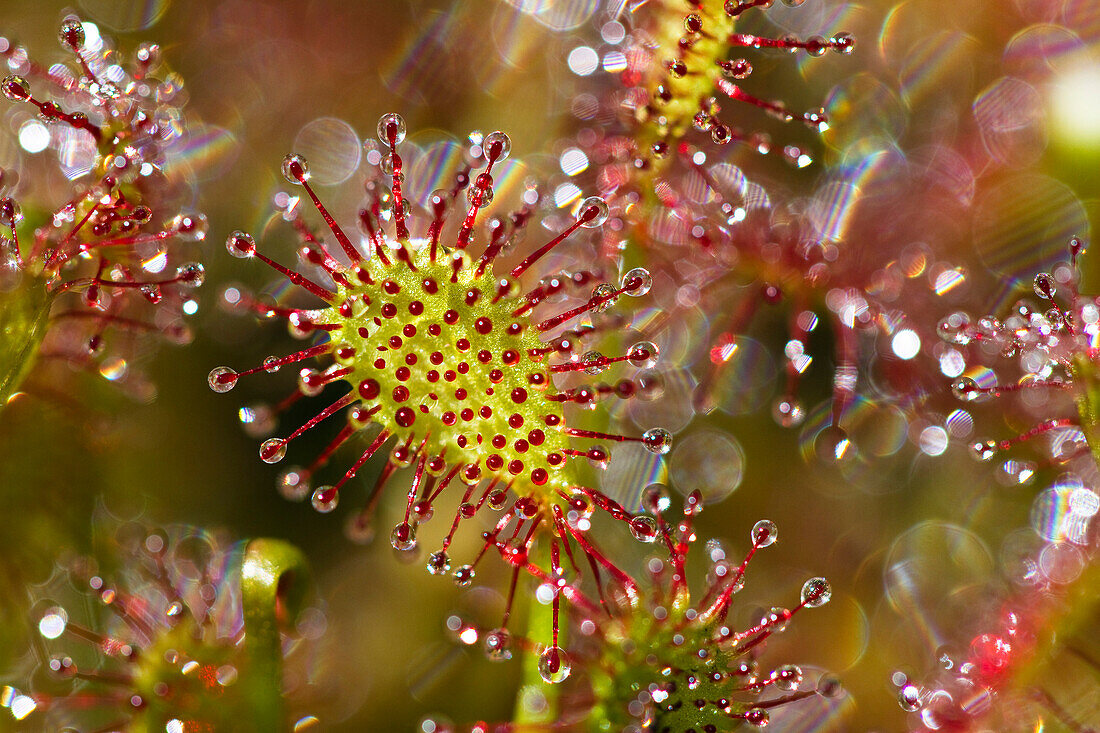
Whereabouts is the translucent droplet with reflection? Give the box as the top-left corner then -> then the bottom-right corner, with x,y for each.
629,515 -> 658,543
483,130 -> 511,161
452,565 -> 475,587
899,684 -> 922,711
310,487 -> 337,513
376,113 -> 406,145
579,195 -> 608,227
426,550 -> 450,575
800,577 -> 831,607
628,341 -> 659,369
751,519 -> 777,548
772,664 -> 802,691
281,153 -> 310,184
259,438 -> 287,464
484,628 -> 513,661
207,366 -> 237,393
537,645 -> 571,683
622,267 -> 652,296
642,427 -> 673,454
390,522 -> 417,551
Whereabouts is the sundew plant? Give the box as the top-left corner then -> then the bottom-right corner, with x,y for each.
2,0 -> 1100,731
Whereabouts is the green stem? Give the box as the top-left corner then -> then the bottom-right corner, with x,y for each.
240,538 -> 312,733
0,278 -> 52,407
513,539 -> 561,730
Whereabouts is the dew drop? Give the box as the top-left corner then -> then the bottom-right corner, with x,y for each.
578,196 -> 608,227
629,515 -> 659,543
582,350 -> 607,375
259,438 -> 287,464
772,664 -> 802,691
282,153 -> 310,184
391,522 -> 417,551
951,376 -> 980,401
377,113 -> 407,146
467,181 -> 494,205
751,519 -> 777,548
642,427 -> 673,455
0,197 -> 23,226
1033,273 -> 1056,299
58,19 -> 85,50
832,32 -> 855,54
453,565 -> 475,587
937,312 -> 971,344
537,646 -> 571,683
899,684 -> 922,711
483,130 -> 511,161
173,213 -> 208,242
800,577 -> 831,607
591,282 -> 618,311
311,487 -> 338,513
226,230 -> 256,258
817,674 -> 843,697
427,550 -> 451,575
176,262 -> 204,287
2,75 -> 31,102
207,366 -> 238,393
484,628 -> 513,661
622,267 -> 652,296
745,708 -> 769,727
628,341 -> 659,368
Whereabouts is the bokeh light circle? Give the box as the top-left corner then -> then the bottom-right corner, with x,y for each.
972,173 -> 1088,287
293,118 -> 361,186
668,429 -> 745,504
78,0 -> 169,32
883,522 -> 995,649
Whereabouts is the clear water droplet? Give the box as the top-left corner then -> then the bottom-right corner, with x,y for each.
537,646 -> 571,683
483,130 -> 511,161
311,487 -> 338,513
629,515 -> 659,543
484,628 -> 512,661
377,113 -> 406,146
390,522 -> 417,551
628,341 -> 659,368
282,153 -> 310,184
642,427 -> 673,455
260,438 -> 287,464
751,519 -> 777,548
207,366 -> 237,393
427,550 -> 451,575
622,267 -> 652,296
801,577 -> 831,607
578,196 -> 608,227
226,230 -> 256,258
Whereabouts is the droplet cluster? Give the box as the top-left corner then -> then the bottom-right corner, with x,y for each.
895,238 -> 1100,730
212,115 -> 672,583
0,18 -> 206,403
455,489 -> 839,731
569,0 -> 852,177
1,524 -> 317,730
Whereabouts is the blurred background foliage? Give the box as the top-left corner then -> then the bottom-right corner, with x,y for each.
2,0 -> 1100,730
